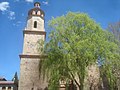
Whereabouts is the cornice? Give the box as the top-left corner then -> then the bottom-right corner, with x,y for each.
19,54 -> 47,59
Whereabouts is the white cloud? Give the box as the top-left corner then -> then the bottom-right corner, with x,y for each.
0,2 -> 9,11
17,21 -> 22,24
9,11 -> 15,16
25,0 -> 34,3
0,2 -> 16,20
8,11 -> 15,20
13,21 -> 24,27
42,1 -> 48,5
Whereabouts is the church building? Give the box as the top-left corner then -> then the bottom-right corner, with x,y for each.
19,2 -> 100,90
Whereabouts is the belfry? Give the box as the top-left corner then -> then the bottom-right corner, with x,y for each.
19,2 -> 47,90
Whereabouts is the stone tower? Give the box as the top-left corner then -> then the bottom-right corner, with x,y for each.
19,2 -> 47,90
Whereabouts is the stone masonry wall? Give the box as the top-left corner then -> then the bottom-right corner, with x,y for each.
26,17 -> 44,31
19,58 -> 47,90
23,33 -> 45,55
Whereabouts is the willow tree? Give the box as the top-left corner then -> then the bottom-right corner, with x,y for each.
38,12 -> 120,90
107,22 -> 120,90
108,22 -> 120,41
98,32 -> 120,90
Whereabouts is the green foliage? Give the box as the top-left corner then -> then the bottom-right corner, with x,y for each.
107,22 -> 120,89
38,12 -> 120,90
108,22 -> 120,41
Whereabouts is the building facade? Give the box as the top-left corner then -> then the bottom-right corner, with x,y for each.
0,73 -> 18,90
19,2 -> 48,90
0,81 -> 16,90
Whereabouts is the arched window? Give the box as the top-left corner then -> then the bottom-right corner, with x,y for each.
41,14 -> 43,17
8,87 -> 11,90
2,87 -> 6,90
34,21 -> 37,28
37,11 -> 41,15
35,10 -> 38,15
35,11 -> 37,15
32,11 -> 36,15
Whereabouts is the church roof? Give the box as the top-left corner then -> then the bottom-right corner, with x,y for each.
34,2 -> 41,6
0,77 -> 7,81
0,81 -> 14,85
28,7 -> 45,16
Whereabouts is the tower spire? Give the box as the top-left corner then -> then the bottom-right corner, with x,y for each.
34,2 -> 41,8
19,2 -> 47,90
28,2 -> 45,19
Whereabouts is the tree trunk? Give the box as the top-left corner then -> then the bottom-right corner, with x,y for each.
79,83 -> 84,90
102,74 -> 110,90
90,83 -> 93,90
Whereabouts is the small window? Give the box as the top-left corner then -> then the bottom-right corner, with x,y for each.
32,11 -> 36,15
35,11 -> 37,15
2,87 -> 6,90
34,21 -> 37,28
41,14 -> 43,17
37,11 -> 41,15
8,87 -> 11,90
35,10 -> 38,15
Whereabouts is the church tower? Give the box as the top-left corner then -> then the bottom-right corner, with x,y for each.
19,2 -> 47,90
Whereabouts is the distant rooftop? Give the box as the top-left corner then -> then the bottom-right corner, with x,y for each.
0,77 -> 6,81
0,81 -> 14,85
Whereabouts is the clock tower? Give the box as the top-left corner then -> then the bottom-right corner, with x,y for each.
19,2 -> 48,90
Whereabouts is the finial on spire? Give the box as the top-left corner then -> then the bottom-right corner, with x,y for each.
28,2 -> 45,19
34,2 -> 41,8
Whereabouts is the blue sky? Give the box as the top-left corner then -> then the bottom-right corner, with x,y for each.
0,0 -> 120,80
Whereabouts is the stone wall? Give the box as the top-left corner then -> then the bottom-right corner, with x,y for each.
26,16 -> 44,31
19,58 -> 48,90
23,33 -> 45,55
